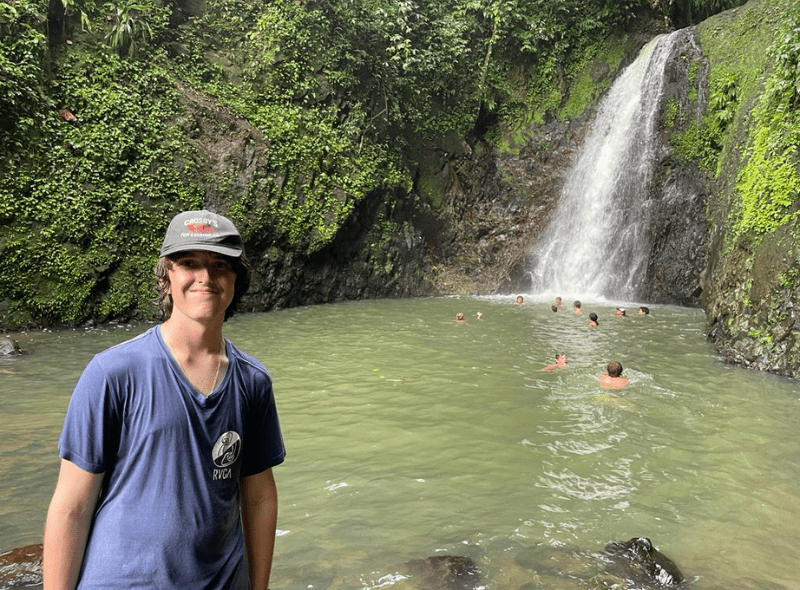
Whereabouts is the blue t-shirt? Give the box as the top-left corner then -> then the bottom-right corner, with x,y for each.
59,326 -> 285,589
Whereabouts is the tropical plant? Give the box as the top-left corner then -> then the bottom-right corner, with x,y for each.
103,0 -> 161,57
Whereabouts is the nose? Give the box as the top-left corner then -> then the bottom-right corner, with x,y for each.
193,264 -> 213,282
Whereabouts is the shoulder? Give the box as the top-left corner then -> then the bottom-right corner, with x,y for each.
95,326 -> 159,358
85,327 -> 162,374
228,341 -> 272,385
72,328 -> 166,400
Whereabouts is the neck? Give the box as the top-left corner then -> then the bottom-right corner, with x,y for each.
161,315 -> 224,354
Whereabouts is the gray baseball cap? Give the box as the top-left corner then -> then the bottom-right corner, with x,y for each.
160,210 -> 244,258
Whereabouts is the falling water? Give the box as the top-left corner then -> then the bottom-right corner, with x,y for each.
531,31 -> 683,301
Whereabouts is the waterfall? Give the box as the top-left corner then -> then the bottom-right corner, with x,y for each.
530,31 -> 683,301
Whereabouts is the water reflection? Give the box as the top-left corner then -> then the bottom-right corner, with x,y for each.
2,297 -> 800,589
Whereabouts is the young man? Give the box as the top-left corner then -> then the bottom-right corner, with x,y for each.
43,210 -> 285,590
599,360 -> 629,388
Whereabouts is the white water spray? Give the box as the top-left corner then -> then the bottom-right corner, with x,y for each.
530,32 -> 682,301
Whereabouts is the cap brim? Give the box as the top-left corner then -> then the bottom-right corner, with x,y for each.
161,243 -> 243,257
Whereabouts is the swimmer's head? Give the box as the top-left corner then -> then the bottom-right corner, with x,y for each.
607,361 -> 623,377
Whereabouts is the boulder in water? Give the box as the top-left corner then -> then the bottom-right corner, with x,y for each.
0,336 -> 22,356
602,537 -> 684,587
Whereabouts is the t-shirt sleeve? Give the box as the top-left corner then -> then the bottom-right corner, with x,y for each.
58,357 -> 122,474
241,373 -> 285,477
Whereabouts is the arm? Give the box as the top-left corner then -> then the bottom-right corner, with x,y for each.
241,468 -> 279,590
43,459 -> 104,590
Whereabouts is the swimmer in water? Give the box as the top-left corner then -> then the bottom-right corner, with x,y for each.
543,353 -> 568,371
599,361 -> 629,388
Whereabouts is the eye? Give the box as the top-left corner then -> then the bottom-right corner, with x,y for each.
213,260 -> 233,271
174,257 -> 197,268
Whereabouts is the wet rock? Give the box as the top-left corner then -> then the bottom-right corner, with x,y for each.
404,555 -> 480,590
0,543 -> 42,589
0,336 -> 22,356
642,28 -> 709,307
602,537 -> 684,587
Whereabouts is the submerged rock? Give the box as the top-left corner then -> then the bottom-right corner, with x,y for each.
404,555 -> 480,590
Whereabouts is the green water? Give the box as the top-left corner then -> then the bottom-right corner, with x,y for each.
2,296 -> 799,589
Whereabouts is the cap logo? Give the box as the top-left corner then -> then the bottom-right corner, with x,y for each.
186,223 -> 215,235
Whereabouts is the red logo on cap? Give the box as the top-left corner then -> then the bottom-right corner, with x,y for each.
186,223 -> 215,234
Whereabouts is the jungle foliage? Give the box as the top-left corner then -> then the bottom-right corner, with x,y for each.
734,15 -> 800,240
0,0 -> 745,327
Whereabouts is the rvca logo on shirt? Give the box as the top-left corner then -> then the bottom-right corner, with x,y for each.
212,431 -> 241,480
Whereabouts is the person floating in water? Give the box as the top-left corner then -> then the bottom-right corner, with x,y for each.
639,306 -> 650,315
455,312 -> 466,322
588,312 -> 599,327
554,296 -> 565,310
615,307 -> 626,317
543,353 -> 568,371
599,361 -> 629,388
550,305 -> 559,313
573,300 -> 582,315
475,311 -> 483,320
514,296 -> 524,305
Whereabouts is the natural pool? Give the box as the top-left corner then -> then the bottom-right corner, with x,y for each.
2,296 -> 799,589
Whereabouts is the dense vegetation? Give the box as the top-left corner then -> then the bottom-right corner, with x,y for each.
684,0 -> 800,374
0,0 -> 746,327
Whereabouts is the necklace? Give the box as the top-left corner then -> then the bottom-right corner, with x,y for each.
207,353 -> 222,394
182,350 -> 222,396
166,334 -> 224,395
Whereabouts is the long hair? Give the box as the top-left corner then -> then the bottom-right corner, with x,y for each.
153,254 -> 253,321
